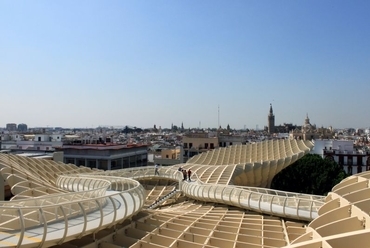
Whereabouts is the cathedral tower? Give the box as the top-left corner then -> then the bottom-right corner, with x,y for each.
268,104 -> 275,134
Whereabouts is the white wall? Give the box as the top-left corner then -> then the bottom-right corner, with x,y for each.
50,134 -> 62,141
34,135 -> 49,142
11,134 -> 22,141
332,140 -> 354,152
312,140 -> 354,156
312,140 -> 333,156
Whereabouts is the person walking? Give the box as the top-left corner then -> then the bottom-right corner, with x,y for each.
155,164 -> 160,175
187,169 -> 192,181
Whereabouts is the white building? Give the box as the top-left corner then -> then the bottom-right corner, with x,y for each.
1,134 -> 63,151
313,139 -> 370,175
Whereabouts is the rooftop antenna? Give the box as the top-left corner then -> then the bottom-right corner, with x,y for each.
218,105 -> 220,128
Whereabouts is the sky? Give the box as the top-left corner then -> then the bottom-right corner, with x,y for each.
1,1 -> 370,130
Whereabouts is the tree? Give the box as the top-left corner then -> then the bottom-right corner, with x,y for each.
271,154 -> 348,195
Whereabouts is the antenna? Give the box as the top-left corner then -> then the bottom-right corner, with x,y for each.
218,105 -> 220,128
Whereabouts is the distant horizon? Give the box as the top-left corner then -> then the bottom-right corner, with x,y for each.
1,122 -> 368,131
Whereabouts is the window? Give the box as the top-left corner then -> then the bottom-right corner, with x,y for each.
210,143 -> 214,149
166,155 -> 169,158
348,157 -> 353,165
111,161 -> 117,168
38,137 -> 41,141
183,143 -> 188,148
205,143 -> 209,149
88,160 -> 96,168
66,159 -> 74,164
339,156 -> 344,165
348,166 -> 352,175
189,143 -> 193,148
357,156 -> 362,165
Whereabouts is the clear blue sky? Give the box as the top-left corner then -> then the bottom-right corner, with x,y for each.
1,1 -> 369,129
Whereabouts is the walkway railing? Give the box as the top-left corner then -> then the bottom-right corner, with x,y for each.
109,166 -> 325,221
181,177 -> 324,221
0,175 -> 145,248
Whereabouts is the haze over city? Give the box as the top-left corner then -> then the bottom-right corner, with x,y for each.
1,1 -> 369,129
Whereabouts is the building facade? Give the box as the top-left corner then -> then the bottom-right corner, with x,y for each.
153,147 -> 182,166
289,114 -> 334,140
6,123 -> 17,131
314,139 -> 370,175
182,131 -> 250,162
57,144 -> 148,170
182,132 -> 219,162
0,134 -> 63,151
17,123 -> 28,132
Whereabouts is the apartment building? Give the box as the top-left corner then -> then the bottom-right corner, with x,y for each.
314,139 -> 370,175
57,143 -> 148,170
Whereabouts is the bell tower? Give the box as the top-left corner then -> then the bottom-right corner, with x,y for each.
268,104 -> 275,134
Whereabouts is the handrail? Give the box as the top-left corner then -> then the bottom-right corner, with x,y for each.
113,166 -> 324,221
187,179 -> 323,220
0,172 -> 145,247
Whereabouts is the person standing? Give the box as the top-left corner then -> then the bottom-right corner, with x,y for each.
187,169 -> 192,181
182,169 -> 187,181
155,164 -> 160,175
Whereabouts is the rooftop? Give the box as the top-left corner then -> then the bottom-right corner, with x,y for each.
58,143 -> 148,150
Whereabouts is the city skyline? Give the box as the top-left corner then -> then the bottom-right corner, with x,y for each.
1,118 -> 368,131
1,1 -> 370,129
